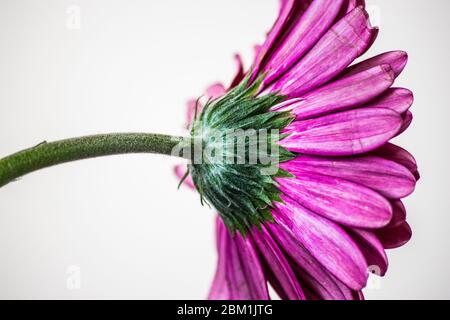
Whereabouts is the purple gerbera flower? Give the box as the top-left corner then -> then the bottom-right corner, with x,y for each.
175,0 -> 418,300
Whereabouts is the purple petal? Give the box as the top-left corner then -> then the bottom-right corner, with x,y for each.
364,88 -> 414,114
335,0 -> 366,21
270,6 -> 374,97
277,64 -> 395,120
348,229 -> 388,276
387,200 -> 407,227
397,111 -> 413,136
372,143 -> 420,180
282,155 -> 416,199
278,173 -> 392,228
344,51 -> 408,79
205,83 -> 226,100
229,54 -> 245,89
208,219 -> 269,300
355,291 -> 365,300
346,0 -> 366,12
251,225 -> 305,300
185,99 -> 201,129
280,108 -> 403,156
293,265 -> 361,300
262,0 -> 345,86
273,197 -> 368,290
252,0 -> 312,79
362,27 -> 379,55
208,219 -> 229,300
377,222 -> 412,250
375,201 -> 412,249
267,222 -> 358,300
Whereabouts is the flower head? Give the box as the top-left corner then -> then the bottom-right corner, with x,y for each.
176,0 -> 418,300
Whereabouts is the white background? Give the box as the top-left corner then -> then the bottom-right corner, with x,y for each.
0,0 -> 449,299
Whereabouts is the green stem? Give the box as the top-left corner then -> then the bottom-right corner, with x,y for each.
0,133 -> 188,188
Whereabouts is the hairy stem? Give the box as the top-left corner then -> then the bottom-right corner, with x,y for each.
0,133 -> 187,188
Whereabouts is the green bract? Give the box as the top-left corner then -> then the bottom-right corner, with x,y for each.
189,76 -> 296,234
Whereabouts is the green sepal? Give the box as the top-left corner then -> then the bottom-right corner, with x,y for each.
274,168 -> 296,179
190,75 -> 297,235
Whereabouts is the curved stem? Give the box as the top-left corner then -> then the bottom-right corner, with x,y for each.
0,133 -> 188,188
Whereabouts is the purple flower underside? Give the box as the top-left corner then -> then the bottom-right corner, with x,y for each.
176,0 -> 418,300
